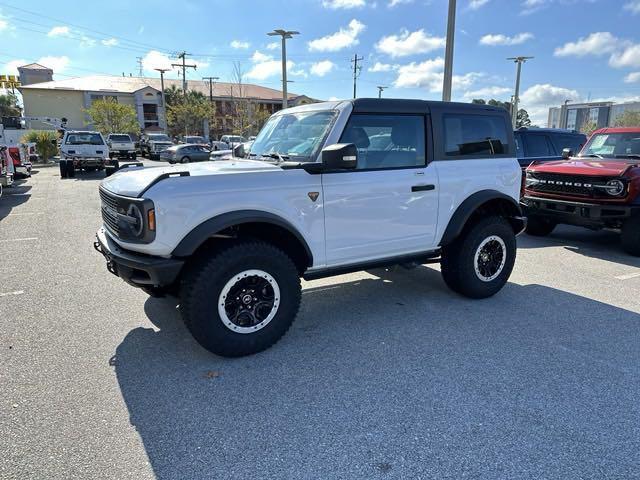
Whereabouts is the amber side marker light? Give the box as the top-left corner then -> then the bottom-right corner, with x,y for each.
148,209 -> 156,231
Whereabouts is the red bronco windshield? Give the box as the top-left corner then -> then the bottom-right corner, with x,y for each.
580,132 -> 640,159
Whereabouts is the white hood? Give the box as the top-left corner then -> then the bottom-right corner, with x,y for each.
100,159 -> 281,197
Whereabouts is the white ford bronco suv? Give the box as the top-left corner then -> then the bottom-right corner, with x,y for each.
94,99 -> 525,357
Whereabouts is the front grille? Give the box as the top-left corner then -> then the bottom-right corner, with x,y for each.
527,173 -> 622,199
99,188 -> 122,237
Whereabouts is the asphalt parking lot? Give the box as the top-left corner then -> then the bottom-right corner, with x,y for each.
2,163 -> 640,480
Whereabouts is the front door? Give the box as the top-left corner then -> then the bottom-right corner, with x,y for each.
322,113 -> 439,266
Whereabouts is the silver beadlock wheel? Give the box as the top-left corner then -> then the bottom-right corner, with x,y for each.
218,269 -> 280,334
473,235 -> 507,282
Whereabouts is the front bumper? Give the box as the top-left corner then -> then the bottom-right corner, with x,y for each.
521,196 -> 638,226
94,227 -> 184,288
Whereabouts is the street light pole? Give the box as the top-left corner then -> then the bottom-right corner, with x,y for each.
442,0 -> 456,102
154,68 -> 169,131
268,29 -> 300,110
507,56 -> 534,129
377,86 -> 387,98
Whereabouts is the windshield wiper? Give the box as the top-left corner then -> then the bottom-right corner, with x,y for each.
256,152 -> 290,163
582,154 -> 604,159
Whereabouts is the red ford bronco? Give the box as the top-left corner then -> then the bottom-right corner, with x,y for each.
522,127 -> 640,255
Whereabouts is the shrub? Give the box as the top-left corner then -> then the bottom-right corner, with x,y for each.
21,130 -> 59,162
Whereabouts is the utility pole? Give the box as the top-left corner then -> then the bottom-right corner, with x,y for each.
172,51 -> 197,94
136,57 -> 144,77
442,0 -> 456,102
267,29 -> 300,109
202,76 -> 220,103
351,54 -> 364,99
155,68 -> 169,131
507,56 -> 534,128
377,86 -> 387,98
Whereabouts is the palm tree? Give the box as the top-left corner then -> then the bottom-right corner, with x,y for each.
0,93 -> 21,117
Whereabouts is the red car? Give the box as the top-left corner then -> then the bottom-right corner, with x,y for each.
522,127 -> 640,255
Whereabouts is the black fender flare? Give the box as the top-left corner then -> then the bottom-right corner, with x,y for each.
171,210 -> 314,263
439,190 -> 525,246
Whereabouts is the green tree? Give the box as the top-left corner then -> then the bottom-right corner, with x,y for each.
581,120 -> 598,135
614,110 -> 640,127
517,109 -> 531,128
471,98 -> 533,128
84,98 -> 140,135
0,92 -> 21,117
166,93 -> 214,138
21,130 -> 58,162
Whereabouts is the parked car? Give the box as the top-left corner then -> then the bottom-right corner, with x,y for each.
139,133 -> 174,160
220,135 -> 246,148
95,98 -> 525,357
106,134 -> 137,160
179,135 -> 208,146
522,127 -> 640,255
210,140 -> 228,151
8,147 -> 31,179
60,130 -> 108,172
160,144 -> 211,163
515,128 -> 586,168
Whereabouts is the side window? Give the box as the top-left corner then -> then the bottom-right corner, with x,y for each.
515,133 -> 524,159
443,114 -> 509,157
339,114 -> 426,170
524,134 -> 553,157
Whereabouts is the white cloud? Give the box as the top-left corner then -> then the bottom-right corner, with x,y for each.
37,56 -> 70,74
394,57 -> 445,89
80,36 -> 96,48
246,50 -> 302,80
0,17 -> 8,32
4,59 -> 27,75
322,0 -> 366,8
468,0 -> 490,9
308,19 -> 365,52
624,72 -> 640,83
230,40 -> 250,49
101,38 -> 118,47
252,50 -> 273,63
310,60 -> 336,76
610,44 -> 640,68
554,32 -> 619,57
624,0 -> 640,14
47,26 -> 70,37
328,96 -> 341,101
375,29 -> 445,58
462,86 -> 512,99
480,32 -> 534,46
266,42 -> 279,50
368,61 -> 396,72
519,83 -> 580,125
141,50 -> 174,73
389,0 -> 413,6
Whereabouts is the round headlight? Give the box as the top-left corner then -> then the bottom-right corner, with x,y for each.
605,179 -> 625,196
127,204 -> 144,236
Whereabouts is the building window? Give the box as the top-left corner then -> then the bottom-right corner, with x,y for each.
567,109 -> 577,130
589,108 -> 599,125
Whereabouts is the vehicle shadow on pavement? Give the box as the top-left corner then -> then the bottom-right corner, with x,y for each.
114,266 -> 640,479
518,226 -> 640,269
0,180 -> 32,222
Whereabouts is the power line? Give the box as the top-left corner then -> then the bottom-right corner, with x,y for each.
171,52 -> 197,93
351,54 -> 363,99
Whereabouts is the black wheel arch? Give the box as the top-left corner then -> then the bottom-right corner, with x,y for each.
439,190 -> 526,246
172,210 -> 314,269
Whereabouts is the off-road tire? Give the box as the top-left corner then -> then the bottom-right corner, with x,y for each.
621,215 -> 640,256
525,216 -> 556,237
59,160 -> 68,179
441,216 -> 516,299
180,241 -> 301,357
66,161 -> 75,178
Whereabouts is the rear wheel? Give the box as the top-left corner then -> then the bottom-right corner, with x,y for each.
181,156 -> 190,164
180,241 -> 301,357
621,216 -> 640,256
525,216 -> 556,237
441,216 -> 516,299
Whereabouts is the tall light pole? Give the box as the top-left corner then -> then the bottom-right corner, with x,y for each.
268,29 -> 300,109
155,68 -> 169,131
507,56 -> 534,128
442,0 -> 457,102
377,86 -> 387,98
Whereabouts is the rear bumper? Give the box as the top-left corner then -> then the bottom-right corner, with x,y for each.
94,227 -> 184,288
521,196 -> 638,226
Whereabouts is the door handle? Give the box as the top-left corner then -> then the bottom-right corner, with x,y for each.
411,184 -> 435,192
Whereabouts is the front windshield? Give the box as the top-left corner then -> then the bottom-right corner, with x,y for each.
109,135 -> 130,142
66,133 -> 103,145
149,134 -> 171,142
185,136 -> 205,143
249,110 -> 336,161
580,132 -> 640,158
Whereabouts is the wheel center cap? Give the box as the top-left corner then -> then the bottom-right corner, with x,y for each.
242,294 -> 253,305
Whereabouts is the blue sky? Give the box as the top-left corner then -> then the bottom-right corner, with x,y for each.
3,0 -> 640,124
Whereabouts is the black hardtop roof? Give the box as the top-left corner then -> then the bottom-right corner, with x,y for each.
517,127 -> 585,136
350,98 -> 509,115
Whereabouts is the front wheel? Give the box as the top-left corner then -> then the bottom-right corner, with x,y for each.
181,156 -> 190,164
180,241 -> 301,357
621,216 -> 640,256
441,216 -> 516,299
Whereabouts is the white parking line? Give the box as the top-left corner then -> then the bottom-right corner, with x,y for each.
6,212 -> 43,216
0,237 -> 38,243
0,290 -> 24,297
615,272 -> 640,280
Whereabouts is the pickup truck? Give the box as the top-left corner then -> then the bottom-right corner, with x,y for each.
60,130 -> 108,172
94,99 -> 525,357
106,134 -> 137,160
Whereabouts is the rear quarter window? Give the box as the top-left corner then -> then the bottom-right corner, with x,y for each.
442,114 -> 510,158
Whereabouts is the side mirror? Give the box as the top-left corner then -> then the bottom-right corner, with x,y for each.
562,148 -> 573,160
321,143 -> 357,170
234,143 -> 246,158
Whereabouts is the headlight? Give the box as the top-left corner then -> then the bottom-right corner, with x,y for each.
605,179 -> 626,196
112,198 -> 155,243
